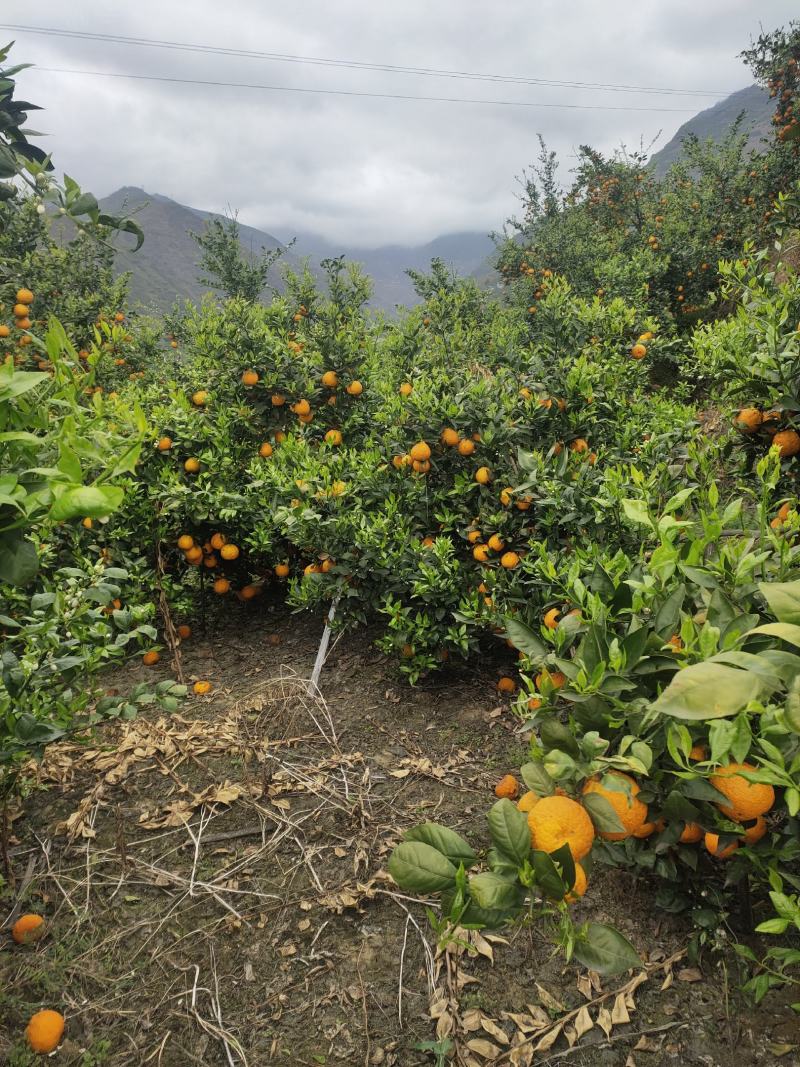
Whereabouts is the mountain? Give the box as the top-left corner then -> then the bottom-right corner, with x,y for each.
98,187 -> 494,313
648,84 -> 774,175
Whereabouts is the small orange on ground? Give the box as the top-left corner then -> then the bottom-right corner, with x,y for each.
495,774 -> 519,800
679,822 -> 704,844
325,429 -> 343,446
500,551 -> 520,569
487,533 -> 504,552
220,543 -> 240,561
409,441 -> 431,462
321,370 -> 339,388
631,343 -> 647,359
157,436 -> 173,451
543,607 -> 561,630
346,380 -> 363,396
213,577 -> 231,594
582,771 -> 648,840
475,466 -> 492,484
210,532 -> 227,550
457,438 -> 475,457
705,832 -> 738,859
517,791 -> 539,813
177,534 -> 194,551
12,914 -> 46,944
565,862 -> 588,902
184,458 -> 200,473
773,430 -> 800,458
193,680 -> 212,695
191,390 -> 208,406
142,650 -> 160,666
399,382 -> 413,396
473,543 -> 490,563
497,676 -> 516,694
734,407 -> 763,433
527,795 -> 595,860
741,815 -> 768,846
241,370 -> 259,386
26,1010 -> 64,1054
177,624 -> 192,640
259,442 -> 273,458
274,562 -> 290,578
441,427 -> 460,447
710,763 -> 775,821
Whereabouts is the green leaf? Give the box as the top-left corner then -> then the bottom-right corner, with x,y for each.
540,719 -> 580,757
404,824 -> 477,868
786,677 -> 800,734
531,848 -> 572,900
487,799 -> 530,865
663,487 -> 695,514
50,485 -> 124,521
582,792 -> 626,835
748,622 -> 800,649
520,760 -> 555,796
654,584 -> 685,638
759,581 -> 800,626
621,499 -> 652,527
652,662 -> 761,720
573,923 -> 642,975
504,618 -> 546,660
388,841 -> 457,893
468,870 -> 521,912
0,533 -> 38,586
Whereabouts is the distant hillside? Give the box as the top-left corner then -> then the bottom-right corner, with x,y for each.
94,187 -> 494,313
648,84 -> 774,175
98,187 -> 300,313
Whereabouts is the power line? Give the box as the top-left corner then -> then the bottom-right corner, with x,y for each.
31,65 -> 702,112
0,23 -> 734,98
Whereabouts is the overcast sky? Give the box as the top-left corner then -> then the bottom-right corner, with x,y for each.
3,2 -> 797,247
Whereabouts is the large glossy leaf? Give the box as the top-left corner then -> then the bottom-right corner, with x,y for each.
0,533 -> 38,586
652,662 -> 761,719
747,622 -> 800,649
468,871 -> 522,912
404,823 -> 477,868
388,841 -> 457,893
582,792 -> 626,834
539,719 -> 580,757
487,799 -> 530,865
520,760 -> 555,796
504,618 -> 546,660
759,580 -> 800,626
49,484 -> 124,521
573,922 -> 642,975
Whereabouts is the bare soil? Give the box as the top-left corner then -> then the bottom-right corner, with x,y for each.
1,598 -> 798,1066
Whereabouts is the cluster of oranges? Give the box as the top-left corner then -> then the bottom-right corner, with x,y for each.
769,54 -> 799,146
734,407 -> 800,458
1,287 -> 35,363
7,913 -> 66,1053
630,330 -> 653,360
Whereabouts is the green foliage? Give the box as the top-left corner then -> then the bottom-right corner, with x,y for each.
190,213 -> 290,302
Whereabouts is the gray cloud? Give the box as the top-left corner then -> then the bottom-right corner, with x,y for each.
5,0 -> 797,246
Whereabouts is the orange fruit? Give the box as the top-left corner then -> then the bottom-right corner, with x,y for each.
81,517 -> 93,530
412,459 -> 431,473
292,398 -> 311,416
570,438 -> 589,453
457,438 -> 475,457
274,562 -> 290,578
210,532 -> 227,550
15,317 -> 31,329
517,791 -> 540,813
582,771 -> 648,840
157,436 -> 173,451
705,832 -> 738,859
193,680 -> 212,695
527,696 -> 542,711
441,427 -> 460,447
410,441 -> 431,462
213,577 -> 231,595
177,535 -> 194,551
679,822 -> 704,844
401,643 -> 414,658
689,744 -> 707,761
500,551 -> 520,569
741,815 -> 768,846
399,382 -> 413,396
543,608 -> 561,630
487,534 -> 504,552
191,390 -> 208,406
500,487 -> 513,506
346,380 -> 363,396
16,288 -> 34,304
536,670 -> 566,691
467,530 -> 482,544
26,1010 -> 64,1054
734,408 -> 762,432
773,430 -> 800,458
0,324 -> 9,338
475,467 -> 492,484
710,763 -> 775,821
142,650 -> 160,666
473,544 -> 490,563
259,442 -> 273,458
184,458 -> 200,473
298,412 -> 313,424
565,862 -> 588,902
630,343 -> 647,360
185,545 -> 203,564
220,543 -> 240,561
241,370 -> 259,386
203,554 -> 218,569
177,624 -> 191,639
12,913 -> 46,944
13,303 -> 29,317
497,676 -> 516,694
271,393 -> 286,406
494,774 -> 519,800
527,795 -> 595,860
321,370 -> 339,388
516,497 -> 532,511
325,429 -> 343,446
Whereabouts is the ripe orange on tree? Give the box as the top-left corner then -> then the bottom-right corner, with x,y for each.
259,442 -> 273,458
213,577 -> 231,594
325,429 -> 343,446
517,791 -> 539,813
496,676 -> 516,693
409,441 -> 431,463
741,815 -> 768,846
705,832 -> 738,859
570,438 -> 589,453
441,427 -> 460,446
220,543 -> 240,561
177,624 -> 192,639
536,669 -> 566,691
565,862 -> 588,903
487,533 -> 504,552
467,530 -> 482,544
272,393 -> 286,406
710,763 -> 775,821
412,459 -> 431,473
26,1010 -> 65,1054
191,390 -> 208,406
321,370 -> 339,388
346,380 -> 363,396
185,545 -> 203,564
473,543 -> 490,562
582,771 -> 648,840
0,324 -> 9,338
157,436 -> 172,451
292,398 -> 311,416
773,430 -> 800,458
12,303 -> 29,317
527,795 -> 595,860
475,466 -> 492,484
500,551 -> 520,569
543,607 -> 561,630
184,457 -> 200,474
399,382 -> 413,396
495,774 -> 519,799
241,370 -> 259,386
457,438 -> 475,456
210,532 -> 227,550
177,534 -> 194,551
734,407 -> 762,432
16,288 -> 34,304
274,562 -> 290,578
630,343 -> 647,360
679,822 -> 704,843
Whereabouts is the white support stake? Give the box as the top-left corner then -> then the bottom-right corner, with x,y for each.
307,598 -> 339,697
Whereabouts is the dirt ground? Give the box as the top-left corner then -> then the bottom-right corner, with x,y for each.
1,596 -> 799,1066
